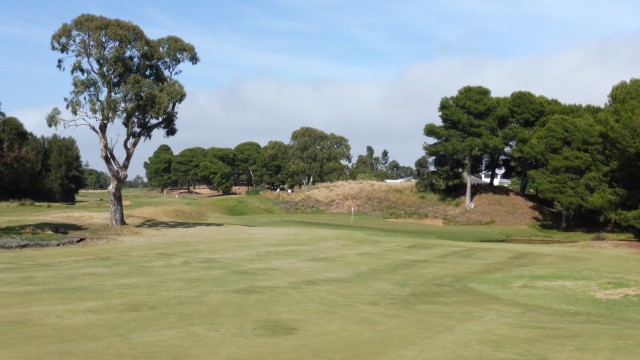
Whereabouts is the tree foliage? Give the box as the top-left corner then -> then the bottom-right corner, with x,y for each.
0,115 -> 83,202
234,141 -> 262,186
144,144 -> 175,191
257,140 -> 290,189
43,135 -> 84,202
0,117 -> 42,199
198,158 -> 233,194
603,79 -> 640,232
83,167 -> 110,190
288,127 -> 351,186
528,115 -> 604,229
172,147 -> 206,190
351,146 -> 398,180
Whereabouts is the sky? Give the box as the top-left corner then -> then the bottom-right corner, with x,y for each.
2,0 -> 640,178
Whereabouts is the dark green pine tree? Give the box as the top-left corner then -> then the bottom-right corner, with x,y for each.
144,144 -> 175,192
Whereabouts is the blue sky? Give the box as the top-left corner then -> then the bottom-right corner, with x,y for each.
2,0 -> 640,177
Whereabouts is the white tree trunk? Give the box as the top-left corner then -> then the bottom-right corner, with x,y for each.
465,155 -> 473,209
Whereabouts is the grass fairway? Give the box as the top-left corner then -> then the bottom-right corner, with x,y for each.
1,191 -> 639,359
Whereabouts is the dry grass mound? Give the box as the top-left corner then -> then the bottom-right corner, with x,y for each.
263,181 -> 453,219
263,181 -> 546,226
446,190 -> 543,225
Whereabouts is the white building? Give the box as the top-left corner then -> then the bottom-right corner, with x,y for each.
480,171 -> 511,186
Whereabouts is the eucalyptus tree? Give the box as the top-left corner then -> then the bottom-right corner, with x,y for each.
289,127 -> 351,186
48,14 -> 199,226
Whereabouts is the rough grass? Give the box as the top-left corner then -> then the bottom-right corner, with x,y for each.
263,181 -> 459,219
263,181 -> 548,227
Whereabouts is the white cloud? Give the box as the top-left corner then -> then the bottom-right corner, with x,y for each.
12,30 -> 640,180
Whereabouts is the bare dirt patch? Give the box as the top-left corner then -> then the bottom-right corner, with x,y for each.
160,185 -> 249,197
574,240 -> 640,250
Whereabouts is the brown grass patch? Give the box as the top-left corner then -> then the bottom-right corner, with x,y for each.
127,205 -> 206,222
387,218 -> 444,225
594,288 -> 640,300
263,181 -> 458,220
41,211 -> 109,224
446,191 -> 540,225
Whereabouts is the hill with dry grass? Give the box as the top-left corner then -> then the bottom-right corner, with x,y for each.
262,181 -> 547,226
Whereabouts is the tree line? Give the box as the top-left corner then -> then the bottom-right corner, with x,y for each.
0,104 -> 83,202
145,126 -> 414,193
82,164 -> 146,190
418,80 -> 640,233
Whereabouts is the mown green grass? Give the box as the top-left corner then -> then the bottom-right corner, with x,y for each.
1,190 -> 639,359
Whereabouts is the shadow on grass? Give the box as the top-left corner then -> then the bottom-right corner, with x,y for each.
531,202 -> 559,230
473,184 -> 512,196
0,222 -> 87,236
135,219 -> 227,229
